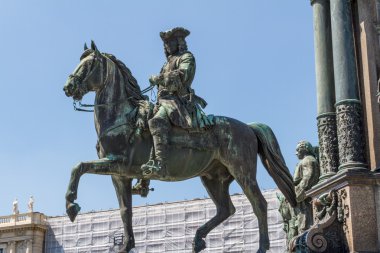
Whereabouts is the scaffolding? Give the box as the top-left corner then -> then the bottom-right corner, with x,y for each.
45,189 -> 286,252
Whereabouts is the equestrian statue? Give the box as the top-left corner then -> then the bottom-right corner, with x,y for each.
63,27 -> 296,253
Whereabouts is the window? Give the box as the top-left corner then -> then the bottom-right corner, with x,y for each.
0,248 -> 3,253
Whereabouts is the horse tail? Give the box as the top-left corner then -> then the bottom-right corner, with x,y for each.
249,122 -> 297,207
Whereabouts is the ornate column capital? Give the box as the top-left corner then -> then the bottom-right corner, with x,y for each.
7,241 -> 15,247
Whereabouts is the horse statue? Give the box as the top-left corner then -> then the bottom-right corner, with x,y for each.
63,41 -> 296,253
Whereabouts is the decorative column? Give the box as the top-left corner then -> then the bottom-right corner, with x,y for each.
26,240 -> 32,253
311,0 -> 339,181
330,0 -> 367,171
7,242 -> 15,253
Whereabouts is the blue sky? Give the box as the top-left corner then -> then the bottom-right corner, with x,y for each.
0,1 -> 316,216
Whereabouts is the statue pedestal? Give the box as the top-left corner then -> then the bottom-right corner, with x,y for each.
306,170 -> 380,252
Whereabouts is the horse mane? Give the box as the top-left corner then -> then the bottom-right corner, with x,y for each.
103,53 -> 145,105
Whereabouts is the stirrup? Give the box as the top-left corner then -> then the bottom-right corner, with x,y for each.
132,183 -> 154,198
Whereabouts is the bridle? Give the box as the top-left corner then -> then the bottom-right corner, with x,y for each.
69,52 -> 154,112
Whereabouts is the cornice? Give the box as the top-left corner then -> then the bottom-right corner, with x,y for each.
0,224 -> 47,235
306,170 -> 380,197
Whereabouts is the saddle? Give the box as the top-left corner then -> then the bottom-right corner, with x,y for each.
132,99 -> 217,150
133,100 -> 154,138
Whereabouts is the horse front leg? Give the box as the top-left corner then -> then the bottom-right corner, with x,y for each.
193,174 -> 235,253
112,176 -> 135,253
65,158 -> 118,222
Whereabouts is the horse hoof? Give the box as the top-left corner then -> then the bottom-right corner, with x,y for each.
118,242 -> 135,253
66,202 -> 81,222
193,238 -> 206,253
256,248 -> 267,253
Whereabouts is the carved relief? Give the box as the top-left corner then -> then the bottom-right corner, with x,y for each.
336,102 -> 366,166
292,190 -> 348,252
337,189 -> 349,234
317,113 -> 339,176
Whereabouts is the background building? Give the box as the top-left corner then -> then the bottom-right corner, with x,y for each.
0,190 -> 286,253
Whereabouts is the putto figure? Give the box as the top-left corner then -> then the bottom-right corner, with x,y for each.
141,27 -> 212,175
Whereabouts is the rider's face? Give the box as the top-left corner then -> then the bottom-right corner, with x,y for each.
164,39 -> 179,55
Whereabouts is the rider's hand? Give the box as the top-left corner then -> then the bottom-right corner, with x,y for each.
149,75 -> 159,86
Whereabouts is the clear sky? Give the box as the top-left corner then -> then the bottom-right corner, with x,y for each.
0,1 -> 317,216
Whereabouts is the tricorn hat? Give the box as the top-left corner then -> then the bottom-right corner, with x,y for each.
160,27 -> 190,41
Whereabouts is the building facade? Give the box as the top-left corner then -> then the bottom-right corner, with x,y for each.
0,190 -> 286,253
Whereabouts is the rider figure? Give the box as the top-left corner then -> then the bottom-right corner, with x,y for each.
133,27 -> 212,195
141,27 -> 205,174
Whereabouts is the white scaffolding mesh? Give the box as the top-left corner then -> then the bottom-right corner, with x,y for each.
45,189 -> 286,252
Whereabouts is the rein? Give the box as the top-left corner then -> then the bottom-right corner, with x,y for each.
71,51 -> 155,112
73,84 -> 154,112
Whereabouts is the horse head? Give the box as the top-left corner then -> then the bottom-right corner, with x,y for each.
63,41 -> 105,101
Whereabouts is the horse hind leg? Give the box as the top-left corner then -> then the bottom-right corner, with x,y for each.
193,170 -> 235,253
232,169 -> 269,253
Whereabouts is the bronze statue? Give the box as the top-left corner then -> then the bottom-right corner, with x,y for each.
63,28 -> 296,253
278,140 -> 319,251
294,140 -> 319,233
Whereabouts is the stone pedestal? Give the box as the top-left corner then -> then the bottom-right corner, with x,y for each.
307,171 -> 380,252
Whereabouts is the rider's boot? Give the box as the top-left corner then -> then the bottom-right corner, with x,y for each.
141,130 -> 168,177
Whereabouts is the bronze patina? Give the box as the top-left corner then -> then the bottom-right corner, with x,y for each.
63,28 -> 296,253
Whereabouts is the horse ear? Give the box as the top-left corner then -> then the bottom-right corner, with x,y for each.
84,43 -> 88,51
94,47 -> 101,57
91,40 -> 97,51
